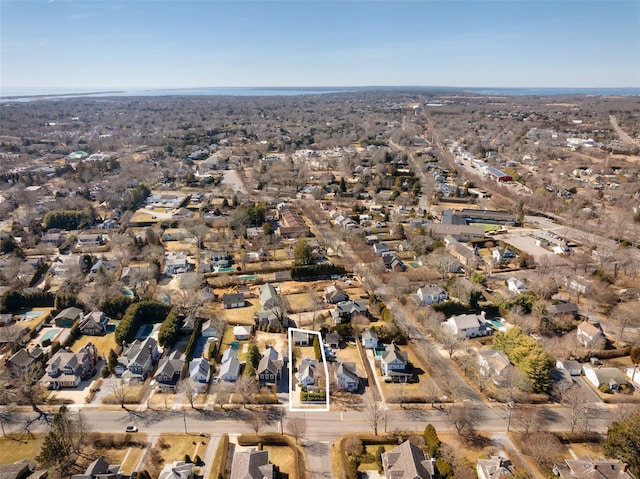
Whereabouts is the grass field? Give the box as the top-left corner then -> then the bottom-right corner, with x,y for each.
72,331 -> 117,357
146,434 -> 209,477
216,301 -> 260,326
120,446 -> 146,475
0,434 -> 44,464
286,292 -> 324,313
264,445 -> 296,478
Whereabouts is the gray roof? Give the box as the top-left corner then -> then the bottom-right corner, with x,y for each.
230,449 -> 275,479
259,283 -> 278,308
382,440 -> 435,479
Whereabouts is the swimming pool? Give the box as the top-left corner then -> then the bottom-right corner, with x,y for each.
237,274 -> 257,281
22,310 -> 44,319
216,267 -> 235,273
488,319 -> 504,329
407,261 -> 421,269
40,328 -> 60,343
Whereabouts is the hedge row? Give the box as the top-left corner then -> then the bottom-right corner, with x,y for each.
0,290 -> 54,313
290,264 -> 346,280
158,308 -> 181,348
114,300 -> 172,344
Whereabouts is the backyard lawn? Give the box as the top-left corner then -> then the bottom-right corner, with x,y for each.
216,301 -> 260,326
0,434 -> 44,464
263,445 -> 297,478
72,331 -> 117,357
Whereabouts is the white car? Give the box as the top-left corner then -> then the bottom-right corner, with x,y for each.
212,377 -> 219,385
125,426 -> 138,433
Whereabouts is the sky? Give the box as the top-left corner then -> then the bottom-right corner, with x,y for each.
1,0 -> 639,90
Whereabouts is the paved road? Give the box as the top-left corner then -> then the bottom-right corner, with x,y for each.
609,115 -> 639,147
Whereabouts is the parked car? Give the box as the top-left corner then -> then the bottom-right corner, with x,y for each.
125,426 -> 138,433
212,377 -> 219,385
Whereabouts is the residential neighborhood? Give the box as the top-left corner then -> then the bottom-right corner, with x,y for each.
1,86 -> 639,479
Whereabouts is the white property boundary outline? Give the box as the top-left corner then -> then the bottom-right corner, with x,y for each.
288,327 -> 330,412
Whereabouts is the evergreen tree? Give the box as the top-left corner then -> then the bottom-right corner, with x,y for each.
604,410 -> 640,477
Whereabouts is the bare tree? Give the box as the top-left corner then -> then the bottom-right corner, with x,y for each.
365,399 -> 385,436
449,401 -> 477,436
182,378 -> 197,410
244,410 -> 267,437
522,432 -> 565,471
234,375 -> 258,408
286,416 -> 307,444
0,325 -> 28,353
109,378 -> 128,409
513,406 -> 544,434
215,390 -> 230,411
563,388 -> 590,434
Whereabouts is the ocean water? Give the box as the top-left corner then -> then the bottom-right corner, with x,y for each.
0,86 -> 349,101
1,86 -> 638,101
464,87 -> 640,96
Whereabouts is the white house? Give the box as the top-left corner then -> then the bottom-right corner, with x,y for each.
380,343 -> 411,383
477,456 -> 515,479
444,312 -> 492,339
556,360 -> 582,376
507,277 -> 526,294
233,325 -> 251,340
188,358 -> 211,392
335,362 -> 359,392
361,329 -> 378,349
626,366 -> 640,388
297,357 -> 318,386
416,284 -> 448,305
220,347 -> 240,382
477,349 -> 514,386
577,322 -> 605,348
582,364 -> 626,391
201,319 -> 220,339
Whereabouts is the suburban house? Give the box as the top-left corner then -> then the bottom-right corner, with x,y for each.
493,247 -> 517,264
325,284 -> 349,304
230,449 -> 275,479
259,283 -> 279,309
76,233 -> 105,249
70,457 -> 122,479
164,251 -> 189,275
293,330 -> 312,346
548,302 -> 579,318
153,351 -> 184,390
361,329 -> 379,349
577,322 -> 606,348
158,461 -> 194,479
275,204 -> 310,238
40,342 -> 98,389
222,293 -> 245,309
444,312 -> 492,339
582,365 -> 627,391
445,236 -> 480,267
297,357 -> 318,386
335,362 -> 359,392
416,284 -> 448,305
246,248 -> 269,262
477,349 -> 515,386
210,251 -> 230,269
380,343 -> 411,383
477,456 -> 516,479
332,300 -> 368,325
188,357 -> 211,392
201,319 -> 220,339
78,311 -> 109,335
383,252 -> 407,272
626,365 -> 640,387
220,347 -> 241,382
0,459 -> 47,479
556,360 -> 582,376
233,325 -> 252,340
382,440 -> 437,479
257,346 -> 281,386
7,346 -> 45,375
553,456 -> 635,479
54,307 -> 83,328
114,337 -> 161,380
325,333 -> 340,349
507,277 -> 526,294
373,243 -> 390,255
